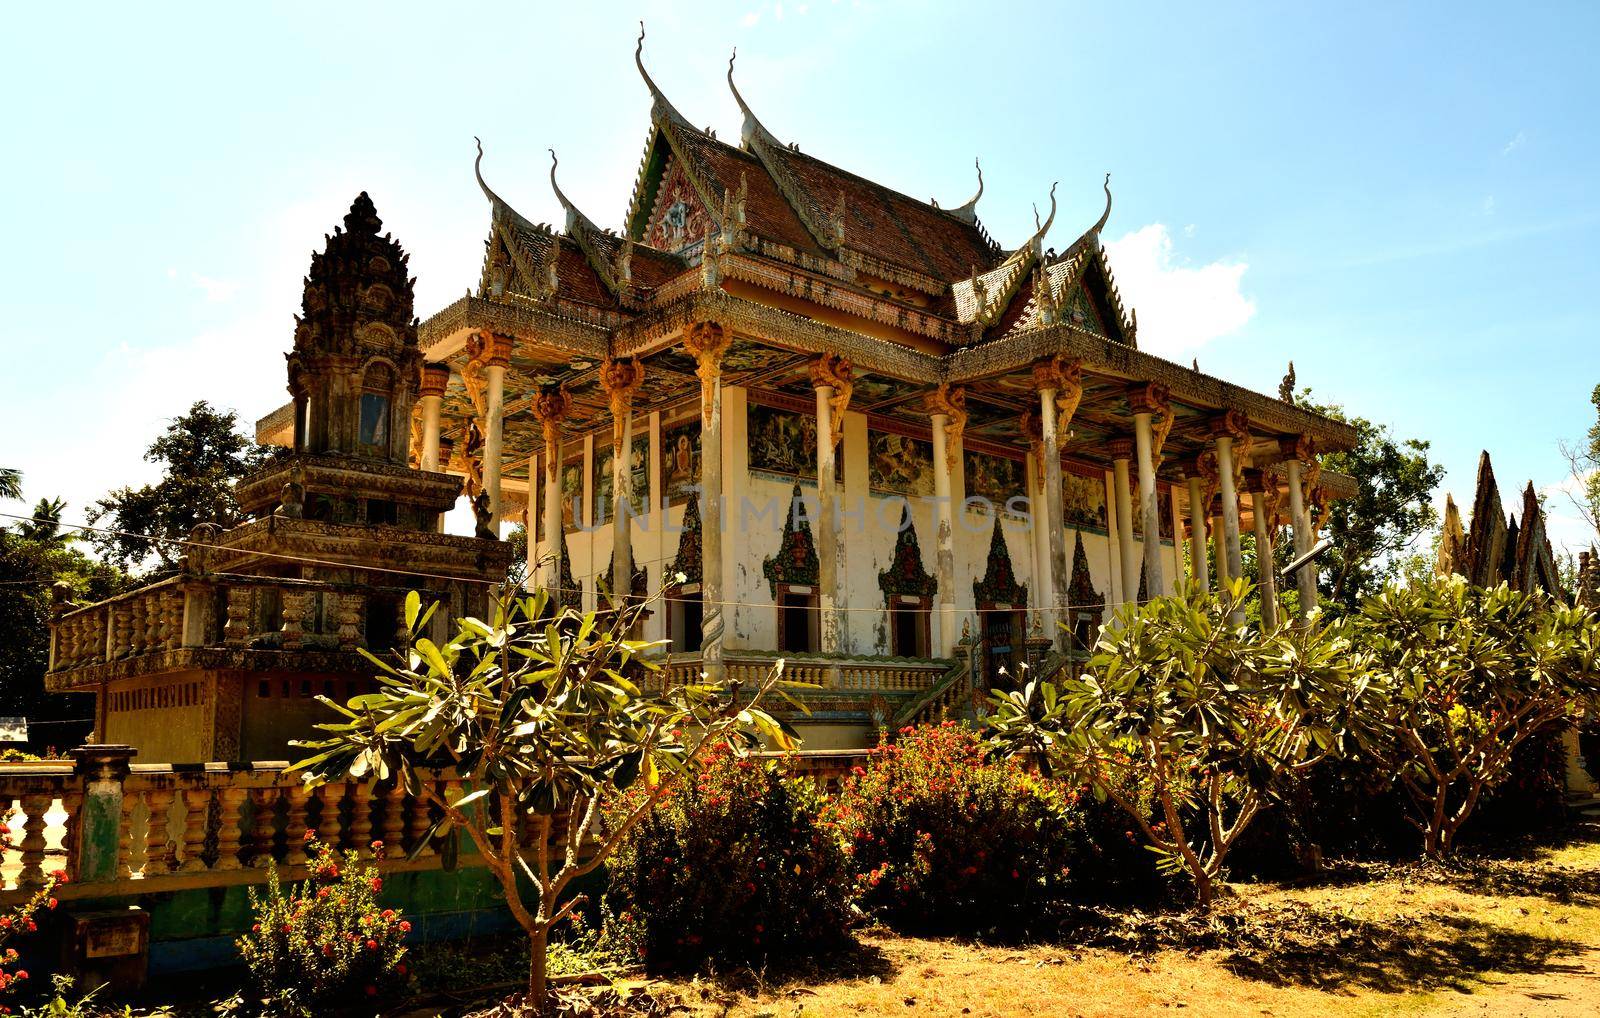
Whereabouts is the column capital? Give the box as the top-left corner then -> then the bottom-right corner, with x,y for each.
1242,468 -> 1275,495
465,331 -> 514,369
418,363 -> 451,399
1209,409 -> 1250,443
1106,436 -> 1135,461
1125,381 -> 1171,415
682,320 -> 730,364
807,351 -> 853,391
1030,354 -> 1082,393
926,384 -> 968,473
532,383 -> 572,424
599,356 -> 644,399
1279,433 -> 1317,463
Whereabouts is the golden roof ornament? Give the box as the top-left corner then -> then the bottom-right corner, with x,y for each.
945,157 -> 985,224
1279,361 -> 1297,404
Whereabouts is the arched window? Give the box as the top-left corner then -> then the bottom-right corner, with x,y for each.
358,363 -> 394,454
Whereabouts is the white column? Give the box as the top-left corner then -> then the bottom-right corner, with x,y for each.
1110,441 -> 1138,603
684,324 -> 728,680
1186,474 -> 1211,593
814,382 -> 843,654
1038,390 -> 1069,649
482,337 -> 510,537
931,412 -> 957,656
1251,478 -> 1280,631
1103,470 -> 1124,606
1285,454 -> 1320,618
1214,432 -> 1245,623
1132,411 -> 1166,598
418,364 -> 449,472
533,389 -> 568,602
602,359 -> 643,608
1027,445 -> 1051,621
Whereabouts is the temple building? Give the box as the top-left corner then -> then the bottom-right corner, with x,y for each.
52,36 -> 1358,759
1436,451 -> 1563,596
45,195 -> 510,762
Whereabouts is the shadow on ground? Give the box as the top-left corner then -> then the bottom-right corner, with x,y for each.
1066,902 -> 1587,994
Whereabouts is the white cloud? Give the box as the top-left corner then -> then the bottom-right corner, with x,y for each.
1101,223 -> 1256,357
1541,471 -> 1597,556
741,11 -> 760,26
1502,131 -> 1526,156
191,273 -> 240,302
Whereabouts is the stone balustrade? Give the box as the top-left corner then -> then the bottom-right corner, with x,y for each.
646,652 -> 949,697
47,573 -> 390,691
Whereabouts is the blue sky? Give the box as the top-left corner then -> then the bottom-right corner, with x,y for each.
3,1 -> 1597,553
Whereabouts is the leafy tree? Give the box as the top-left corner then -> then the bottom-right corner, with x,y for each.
0,484 -> 125,737
1295,388 -> 1445,614
85,401 -> 273,575
1354,574 -> 1600,858
293,589 -> 798,1014
1557,382 -> 1600,541
0,468 -> 20,502
987,582 -> 1366,907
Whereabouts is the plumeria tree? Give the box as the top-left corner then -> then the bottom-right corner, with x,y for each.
987,581 -> 1368,907
294,588 -> 800,1014
1354,575 -> 1600,857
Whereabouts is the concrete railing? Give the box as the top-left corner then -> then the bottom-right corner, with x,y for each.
648,652 -> 950,695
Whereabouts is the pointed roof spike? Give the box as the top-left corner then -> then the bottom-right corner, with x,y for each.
946,158 -> 984,224
1026,182 -> 1058,255
1091,172 -> 1112,235
636,22 -> 690,128
728,47 -> 782,150
548,149 -> 599,236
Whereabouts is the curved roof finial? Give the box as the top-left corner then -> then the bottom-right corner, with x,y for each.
946,157 -> 984,224
548,148 -> 597,235
728,47 -> 782,149
1028,181 -> 1058,254
636,22 -> 690,128
1091,172 -> 1112,235
474,136 -> 534,229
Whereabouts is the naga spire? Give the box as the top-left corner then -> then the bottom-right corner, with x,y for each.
1025,182 -> 1058,256
548,149 -> 599,236
1090,172 -> 1112,235
473,136 -> 517,221
945,157 -> 985,224
728,47 -> 782,150
636,22 -> 691,128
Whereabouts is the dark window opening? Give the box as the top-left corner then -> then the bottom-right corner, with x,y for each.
777,586 -> 819,654
669,591 -> 703,654
367,499 -> 397,526
888,597 -> 930,658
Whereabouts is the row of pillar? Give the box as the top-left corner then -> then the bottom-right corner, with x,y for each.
412,336 -> 1325,677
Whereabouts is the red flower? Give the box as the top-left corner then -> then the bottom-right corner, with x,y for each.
370,877 -> 382,892
366,939 -> 379,952
398,921 -> 411,933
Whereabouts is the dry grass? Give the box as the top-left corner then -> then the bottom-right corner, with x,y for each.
638,821 -> 1600,1018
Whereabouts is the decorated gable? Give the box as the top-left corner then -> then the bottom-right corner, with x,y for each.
644,154 -> 712,253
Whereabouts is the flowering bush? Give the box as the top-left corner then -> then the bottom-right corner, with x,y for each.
0,845 -> 61,1010
604,742 -> 852,972
824,723 -> 1153,937
236,834 -> 410,1013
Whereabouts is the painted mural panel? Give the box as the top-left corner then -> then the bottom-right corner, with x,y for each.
748,404 -> 818,481
963,450 -> 1026,510
561,460 -> 584,532
1129,488 -> 1177,542
1063,469 -> 1108,533
662,419 -> 701,504
593,436 -> 649,521
868,431 -> 935,497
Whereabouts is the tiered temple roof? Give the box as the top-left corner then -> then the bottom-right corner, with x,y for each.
258,29 -> 1360,511
1437,451 -> 1564,597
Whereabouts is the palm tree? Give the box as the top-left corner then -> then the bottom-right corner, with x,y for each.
0,467 -> 20,502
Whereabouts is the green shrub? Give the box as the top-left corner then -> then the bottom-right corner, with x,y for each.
237,834 -> 410,1013
603,741 -> 852,972
825,723 -> 1157,937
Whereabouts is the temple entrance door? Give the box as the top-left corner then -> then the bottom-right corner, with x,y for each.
978,602 -> 1025,689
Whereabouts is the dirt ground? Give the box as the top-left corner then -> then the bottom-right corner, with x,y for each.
645,822 -> 1600,1018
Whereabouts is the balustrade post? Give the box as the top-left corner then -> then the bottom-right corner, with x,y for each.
178,788 -> 211,871
407,788 -> 436,858
284,785 -> 311,865
17,792 -> 51,888
142,788 -> 174,875
249,788 -> 280,868
350,782 -> 374,858
224,587 -> 251,648
380,782 -> 406,856
214,786 -> 248,870
68,744 -> 136,884
316,782 -> 345,847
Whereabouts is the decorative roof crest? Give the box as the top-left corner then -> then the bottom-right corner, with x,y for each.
635,22 -> 691,129
728,48 -> 783,150
945,158 -> 984,224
